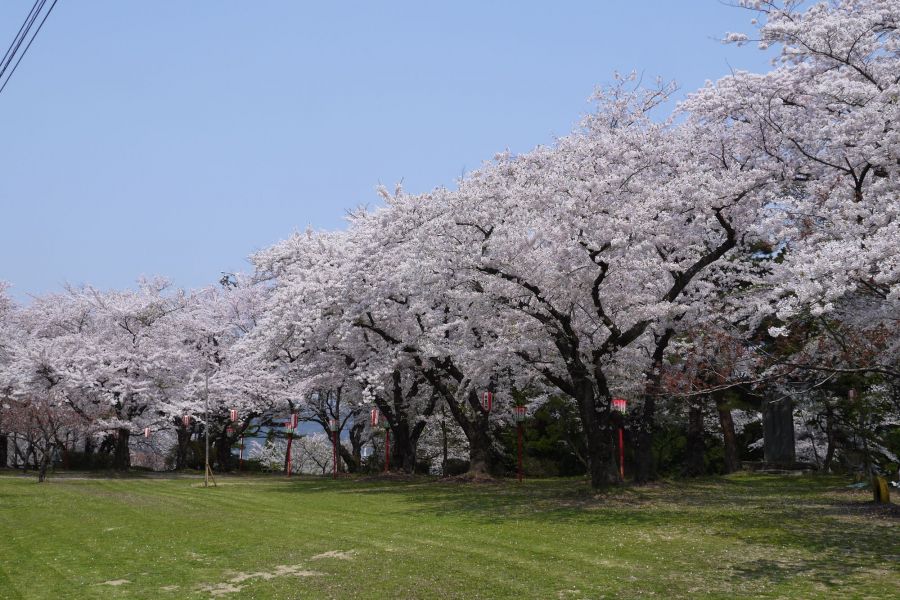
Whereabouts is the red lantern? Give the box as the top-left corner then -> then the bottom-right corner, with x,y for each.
370,408 -> 380,427
513,405 -> 526,423
481,391 -> 493,412
182,415 -> 191,427
328,418 -> 339,432
612,398 -> 627,414
229,409 -> 238,422
144,427 -> 150,438
289,413 -> 298,430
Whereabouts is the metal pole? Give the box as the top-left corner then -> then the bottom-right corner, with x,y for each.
384,429 -> 390,473
239,434 -> 244,471
204,371 -> 209,488
517,423 -> 523,483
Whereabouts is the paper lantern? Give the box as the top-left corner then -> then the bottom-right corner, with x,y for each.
513,405 -> 526,423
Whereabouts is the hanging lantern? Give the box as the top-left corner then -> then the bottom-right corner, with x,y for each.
144,427 -> 150,438
289,413 -> 299,430
229,409 -> 238,422
328,417 -> 339,432
370,408 -> 380,427
513,405 -> 526,423
182,415 -> 191,428
481,391 -> 493,412
612,398 -> 628,414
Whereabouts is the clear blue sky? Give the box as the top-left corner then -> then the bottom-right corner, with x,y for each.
0,1 -> 771,302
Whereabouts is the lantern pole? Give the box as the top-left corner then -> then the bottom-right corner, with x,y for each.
514,405 -> 525,482
286,421 -> 294,478
619,427 -> 624,480
384,427 -> 390,474
517,421 -> 523,483
203,371 -> 216,487
612,398 -> 627,481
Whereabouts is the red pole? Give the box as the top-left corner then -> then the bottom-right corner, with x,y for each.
618,427 -> 624,480
384,429 -> 390,473
517,423 -> 523,482
332,430 -> 338,480
286,428 -> 294,477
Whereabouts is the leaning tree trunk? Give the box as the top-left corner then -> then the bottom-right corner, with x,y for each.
683,401 -> 705,477
113,428 -> 131,471
338,444 -> 359,473
715,395 -> 741,473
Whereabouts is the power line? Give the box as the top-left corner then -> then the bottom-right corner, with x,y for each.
0,0 -> 43,77
0,0 -> 59,98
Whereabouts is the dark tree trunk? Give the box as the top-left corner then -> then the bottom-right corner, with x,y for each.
113,428 -> 131,471
441,418 -> 449,477
338,444 -> 359,473
575,379 -> 619,488
37,451 -> 51,483
634,395 -> 657,483
175,424 -> 191,470
465,423 -> 498,478
823,403 -> 836,472
0,433 -> 7,469
348,421 -> 364,473
635,329 -> 674,484
763,399 -> 795,466
715,395 -> 741,473
215,433 -> 233,471
683,401 -> 705,477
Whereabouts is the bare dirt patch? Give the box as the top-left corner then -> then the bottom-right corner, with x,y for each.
311,550 -> 355,560
198,582 -> 245,596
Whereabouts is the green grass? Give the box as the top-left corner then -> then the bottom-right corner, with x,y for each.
0,472 -> 896,599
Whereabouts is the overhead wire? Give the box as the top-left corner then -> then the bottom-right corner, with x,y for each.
0,0 -> 60,97
0,0 -> 43,78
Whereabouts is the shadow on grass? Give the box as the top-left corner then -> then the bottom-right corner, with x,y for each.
272,473 -> 900,588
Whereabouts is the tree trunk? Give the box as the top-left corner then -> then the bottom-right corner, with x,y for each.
823,403 -> 836,472
634,395 -> 656,483
0,433 -> 7,469
113,428 -> 131,471
715,395 -> 741,473
174,423 -> 191,470
441,418 -> 449,477
338,444 -> 359,473
683,401 -> 705,477
575,379 -> 619,488
467,429 -> 495,478
216,433 -> 233,471
37,446 -> 52,483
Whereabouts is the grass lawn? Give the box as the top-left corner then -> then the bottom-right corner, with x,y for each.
0,472 -> 896,599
